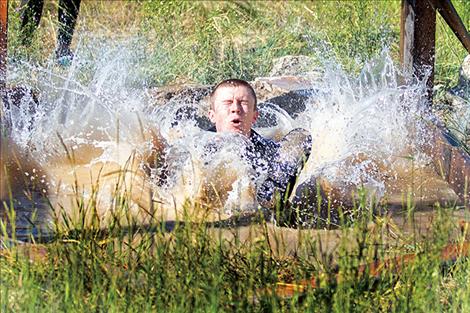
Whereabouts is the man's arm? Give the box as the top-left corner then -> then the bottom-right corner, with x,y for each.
142,129 -> 169,184
256,128 -> 312,208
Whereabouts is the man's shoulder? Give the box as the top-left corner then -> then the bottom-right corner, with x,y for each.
205,126 -> 279,155
250,130 -> 279,155
251,129 -> 275,144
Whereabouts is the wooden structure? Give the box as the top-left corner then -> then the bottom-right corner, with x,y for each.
0,0 -> 7,92
274,238 -> 470,297
400,0 -> 470,104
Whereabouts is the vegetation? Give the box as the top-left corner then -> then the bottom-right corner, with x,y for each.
1,191 -> 470,312
6,1 -> 469,87
2,1 -> 469,312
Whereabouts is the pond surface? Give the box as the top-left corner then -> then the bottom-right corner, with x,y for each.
1,39 -> 468,244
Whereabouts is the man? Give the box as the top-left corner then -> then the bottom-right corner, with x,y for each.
148,78 -> 312,209
20,0 -> 81,64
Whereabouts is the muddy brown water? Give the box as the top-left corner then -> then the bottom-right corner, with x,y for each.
1,126 -> 469,254
0,192 -> 53,242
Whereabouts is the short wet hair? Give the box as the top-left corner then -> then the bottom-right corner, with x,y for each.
209,79 -> 257,110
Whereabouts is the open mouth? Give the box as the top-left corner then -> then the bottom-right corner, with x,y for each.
231,118 -> 242,126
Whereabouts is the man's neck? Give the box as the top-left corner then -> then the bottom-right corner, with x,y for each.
208,126 -> 254,138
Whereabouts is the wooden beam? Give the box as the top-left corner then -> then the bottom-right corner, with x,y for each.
0,0 -> 7,92
0,1 -> 7,202
400,0 -> 437,104
432,0 -> 470,54
273,238 -> 470,297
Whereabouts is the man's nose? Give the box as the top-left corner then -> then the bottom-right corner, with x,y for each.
230,100 -> 242,112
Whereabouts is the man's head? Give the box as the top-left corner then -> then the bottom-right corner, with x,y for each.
208,79 -> 258,137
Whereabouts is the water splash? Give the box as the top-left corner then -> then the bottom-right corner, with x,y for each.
6,37 -> 152,165
298,51 -> 432,199
3,37 -> 436,215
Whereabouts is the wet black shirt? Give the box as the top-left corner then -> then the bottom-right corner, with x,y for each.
207,127 -> 307,206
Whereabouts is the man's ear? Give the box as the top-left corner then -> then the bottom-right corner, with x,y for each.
252,110 -> 259,123
208,109 -> 216,123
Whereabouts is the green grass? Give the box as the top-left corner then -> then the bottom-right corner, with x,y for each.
1,186 -> 469,312
6,1 -> 469,87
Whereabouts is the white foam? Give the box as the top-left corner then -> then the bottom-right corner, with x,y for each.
4,38 -> 437,213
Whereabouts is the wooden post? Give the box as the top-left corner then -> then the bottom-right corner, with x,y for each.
0,1 -> 7,202
400,0 -> 437,104
0,0 -> 7,92
400,0 -> 470,105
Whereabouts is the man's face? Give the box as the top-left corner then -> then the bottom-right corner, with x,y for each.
208,85 -> 258,137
